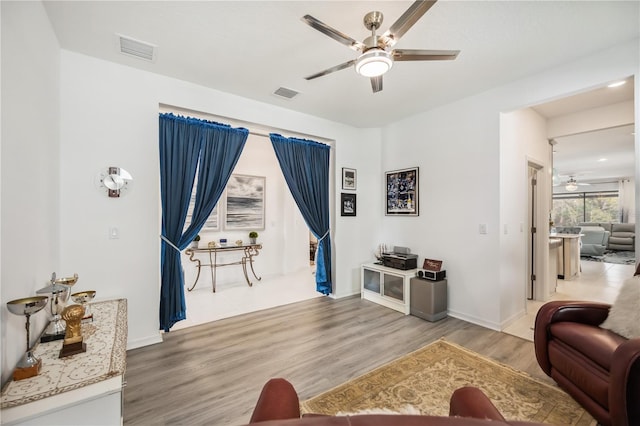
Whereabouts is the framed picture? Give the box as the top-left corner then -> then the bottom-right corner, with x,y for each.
342,167 -> 357,190
224,174 -> 265,230
385,167 -> 419,216
185,177 -> 220,231
341,193 -> 356,216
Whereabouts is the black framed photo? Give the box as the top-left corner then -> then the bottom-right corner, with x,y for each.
385,167 -> 419,216
341,193 -> 356,216
342,167 -> 356,190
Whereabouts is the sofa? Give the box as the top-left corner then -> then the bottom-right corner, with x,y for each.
534,300 -> 640,426
246,378 -> 548,426
580,226 -> 610,256
579,222 -> 635,251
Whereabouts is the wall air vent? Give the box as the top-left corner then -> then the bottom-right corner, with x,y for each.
117,34 -> 156,62
273,87 -> 299,100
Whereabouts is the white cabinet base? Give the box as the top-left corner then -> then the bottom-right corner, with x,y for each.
361,263 -> 417,314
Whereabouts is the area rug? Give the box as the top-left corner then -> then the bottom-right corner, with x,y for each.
581,250 -> 635,265
301,339 -> 595,425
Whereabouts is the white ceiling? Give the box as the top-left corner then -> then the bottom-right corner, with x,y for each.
42,1 -> 639,129
532,78 -> 635,184
41,1 -> 637,183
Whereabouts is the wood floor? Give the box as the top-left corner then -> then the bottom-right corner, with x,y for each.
123,296 -> 553,426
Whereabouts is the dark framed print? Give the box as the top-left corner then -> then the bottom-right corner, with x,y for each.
342,167 -> 356,190
385,167 -> 419,216
341,193 -> 356,216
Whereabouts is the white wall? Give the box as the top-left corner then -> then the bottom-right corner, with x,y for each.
57,50 -> 382,349
1,1 -> 61,385
381,96 -> 503,329
333,127 -> 383,297
500,108 -> 551,307
380,38 -> 639,330
548,100 -> 634,138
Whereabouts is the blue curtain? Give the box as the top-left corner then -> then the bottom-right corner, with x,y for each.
269,134 -> 332,295
159,113 -> 248,331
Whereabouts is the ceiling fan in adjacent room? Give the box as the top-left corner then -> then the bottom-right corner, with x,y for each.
554,173 -> 591,192
301,0 -> 460,93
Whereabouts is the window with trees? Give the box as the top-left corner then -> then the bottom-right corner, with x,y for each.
552,191 -> 619,226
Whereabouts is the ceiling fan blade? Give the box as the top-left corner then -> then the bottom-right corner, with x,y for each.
304,59 -> 356,80
393,49 -> 459,61
380,0 -> 438,47
302,15 -> 365,52
370,75 -> 383,93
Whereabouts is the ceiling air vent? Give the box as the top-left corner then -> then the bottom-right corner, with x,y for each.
117,34 -> 156,62
273,87 -> 299,100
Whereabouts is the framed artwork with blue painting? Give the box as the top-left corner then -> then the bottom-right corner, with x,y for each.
385,167 -> 419,216
224,174 -> 265,230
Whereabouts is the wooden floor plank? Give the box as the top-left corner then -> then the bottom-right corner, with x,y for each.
124,296 -> 552,425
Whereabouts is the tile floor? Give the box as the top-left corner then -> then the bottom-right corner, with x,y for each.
502,259 -> 635,341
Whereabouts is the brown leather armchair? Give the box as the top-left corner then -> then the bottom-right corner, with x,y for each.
245,378 -> 547,425
534,301 -> 640,426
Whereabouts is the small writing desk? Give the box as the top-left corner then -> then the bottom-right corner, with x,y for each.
185,244 -> 262,292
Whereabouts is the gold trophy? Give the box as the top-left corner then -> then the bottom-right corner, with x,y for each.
59,304 -> 87,358
7,296 -> 49,380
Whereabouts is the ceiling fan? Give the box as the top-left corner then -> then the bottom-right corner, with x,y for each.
554,175 -> 591,191
301,0 -> 460,93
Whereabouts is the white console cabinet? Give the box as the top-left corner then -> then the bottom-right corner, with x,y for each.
1,299 -> 127,426
361,263 -> 417,314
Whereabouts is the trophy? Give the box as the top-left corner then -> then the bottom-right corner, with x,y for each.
37,272 -> 78,342
59,304 -> 87,358
6,296 -> 49,380
71,290 -> 96,322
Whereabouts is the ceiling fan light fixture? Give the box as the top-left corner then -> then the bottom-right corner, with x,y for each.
565,179 -> 578,192
355,49 -> 393,77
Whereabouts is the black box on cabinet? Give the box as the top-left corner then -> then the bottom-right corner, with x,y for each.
382,253 -> 418,270
409,278 -> 447,321
416,269 -> 446,281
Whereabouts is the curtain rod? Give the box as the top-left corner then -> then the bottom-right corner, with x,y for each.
159,104 -> 333,144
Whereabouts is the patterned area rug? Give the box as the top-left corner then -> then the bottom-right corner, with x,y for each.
581,250 -> 635,265
301,339 -> 595,425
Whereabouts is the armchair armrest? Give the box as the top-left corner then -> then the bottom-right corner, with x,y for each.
534,301 -> 611,374
610,338 -> 640,426
250,378 -> 301,423
449,387 -> 506,421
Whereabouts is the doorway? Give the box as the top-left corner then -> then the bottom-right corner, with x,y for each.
527,163 -> 542,300
161,105 -> 334,331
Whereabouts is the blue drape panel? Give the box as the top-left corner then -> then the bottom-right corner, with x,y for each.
159,113 -> 248,331
269,133 -> 332,295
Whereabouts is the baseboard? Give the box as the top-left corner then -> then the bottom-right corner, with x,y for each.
447,310 -> 501,331
331,290 -> 361,299
127,333 -> 163,350
500,308 -> 527,331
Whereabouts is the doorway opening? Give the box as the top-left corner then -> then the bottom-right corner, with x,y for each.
527,163 -> 542,300
160,105 -> 334,331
